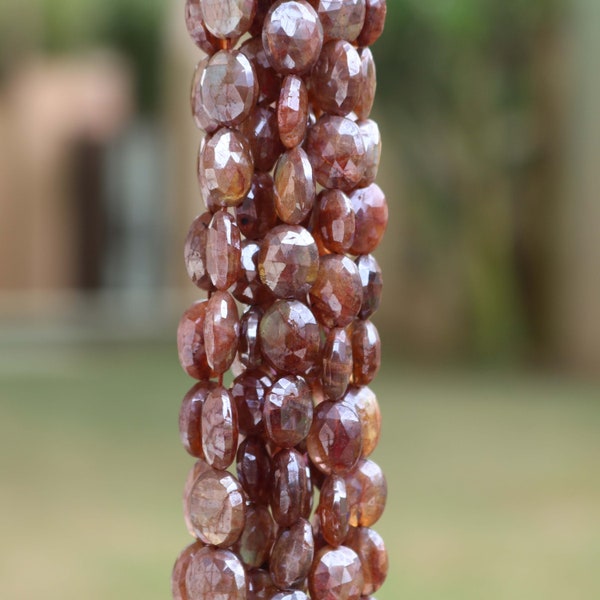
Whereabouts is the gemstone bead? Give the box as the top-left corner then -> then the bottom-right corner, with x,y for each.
344,458 -> 387,527
177,301 -> 215,380
355,254 -> 383,320
184,212 -> 213,291
308,0 -> 366,42
274,147 -> 316,225
185,0 -> 220,54
198,128 -> 254,209
355,48 -> 377,121
200,0 -> 257,40
306,115 -> 366,192
183,460 -> 212,537
322,327 -> 353,400
307,401 -> 362,475
259,300 -> 321,374
188,468 -> 247,546
258,225 -> 319,299
171,540 -> 204,600
202,386 -> 239,469
236,436 -> 273,505
309,254 -> 363,328
233,240 -> 274,305
357,119 -> 381,188
263,374 -> 314,447
247,569 -> 278,599
240,105 -> 285,172
204,291 -> 240,373
191,59 -> 219,133
343,386 -> 381,458
348,183 -> 388,255
308,546 -> 364,600
317,475 -> 350,547
262,0 -> 324,75
207,209 -> 242,291
351,319 -> 381,385
186,546 -> 247,599
235,172 -> 278,241
270,518 -> 315,589
179,381 -> 217,459
270,448 -> 311,527
345,527 -> 388,595
309,40 -> 362,117
231,368 -> 271,434
240,37 -> 282,104
239,306 -> 264,369
234,504 -> 276,568
357,0 -> 387,47
278,75 -> 309,149
316,189 -> 355,254
271,593 -> 309,600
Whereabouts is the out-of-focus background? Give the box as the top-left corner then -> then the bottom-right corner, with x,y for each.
1,1 -> 599,599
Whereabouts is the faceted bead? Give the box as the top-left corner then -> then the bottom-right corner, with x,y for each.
351,319 -> 380,385
270,518 -> 315,589
240,37 -> 281,104
236,436 -> 272,505
184,212 -> 213,291
235,172 -> 278,241
201,386 -> 238,469
200,0 -> 257,40
322,328 -> 353,400
188,468 -> 246,546
344,458 -> 387,527
343,386 -> 381,458
184,459 -> 212,537
306,116 -> 366,192
239,306 -> 264,369
264,374 -> 314,447
171,540 -> 204,600
259,300 -> 321,375
191,59 -> 219,133
198,128 -> 254,209
233,240 -> 274,305
274,147 -> 316,225
316,189 -> 355,255
185,0 -> 220,54
308,0 -> 366,42
179,381 -> 217,458
301,456 -> 315,518
271,593 -> 309,600
278,75 -> 309,149
177,301 -> 215,380
348,183 -> 388,255
231,368 -> 272,435
311,513 -> 329,553
357,0 -> 387,47
345,527 -> 388,595
317,475 -> 350,547
240,105 -> 285,172
309,254 -> 363,328
234,504 -> 276,568
258,225 -> 319,299
186,546 -> 247,599
357,119 -> 381,188
206,210 -> 242,291
204,291 -> 240,374
355,254 -> 383,320
307,400 -> 362,475
355,48 -> 376,121
247,569 -> 278,600
308,546 -> 364,600
262,0 -> 324,75
270,448 -> 311,527
309,40 -> 362,117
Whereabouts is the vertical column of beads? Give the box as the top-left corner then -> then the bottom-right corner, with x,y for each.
173,1 -> 389,599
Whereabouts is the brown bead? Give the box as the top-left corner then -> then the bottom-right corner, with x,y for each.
258,225 -> 319,299
358,119 -> 381,188
351,319 -> 380,385
183,459 -> 212,537
274,147 -> 316,225
247,568 -> 278,600
355,48 -> 377,121
308,546 -> 364,600
317,475 -> 350,547
263,0 -> 324,75
171,540 -> 204,600
198,128 -> 254,209
191,59 -> 219,133
270,518 -> 315,589
233,240 -> 274,305
234,504 -> 276,568
201,386 -> 238,469
249,0 -> 274,36
177,301 -> 215,380
308,0 -> 366,42
239,306 -> 264,369
185,0 -> 220,54
186,546 -> 247,599
345,527 -> 388,595
316,189 -> 355,255
206,209 -> 242,291
204,291 -> 240,374
179,381 -> 217,458
270,448 -> 311,527
235,172 -> 278,241
311,513 -> 329,553
231,368 -> 272,435
309,40 -> 362,117
264,374 -> 314,447
305,115 -> 366,192
348,183 -> 388,255
343,386 -> 381,458
259,300 -> 321,374
344,458 -> 387,527
200,0 -> 257,40
188,468 -> 246,546
240,105 -> 285,172
357,0 -> 387,47
184,212 -> 213,291
278,75 -> 309,148
236,436 -> 273,505
322,328 -> 353,400
271,593 -> 309,600
307,400 -> 362,475
240,37 -> 282,104
355,254 -> 383,320
309,254 -> 363,328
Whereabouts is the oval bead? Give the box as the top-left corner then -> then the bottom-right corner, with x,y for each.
186,546 -> 247,599
344,458 -> 387,527
351,319 -> 381,385
358,119 -> 381,188
184,212 -> 213,291
177,301 -> 215,380
171,540 -> 204,600
191,59 -> 219,133
236,436 -> 272,505
355,48 -> 377,120
322,327 -> 353,400
355,254 -> 383,320
206,210 -> 242,291
274,147 -> 316,225
201,386 -> 239,469
270,448 -> 311,527
235,172 -> 278,241
308,546 -> 364,600
200,0 -> 257,40
231,368 -> 272,435
317,474 -> 350,547
239,306 -> 264,369
348,183 -> 388,255
270,518 -> 315,589
308,0 -> 366,42
240,105 -> 285,172
343,386 -> 381,458
185,0 -> 220,54
316,189 -> 355,255
240,37 -> 282,104
183,460 -> 212,537
204,291 -> 240,374
179,381 -> 217,459
278,75 -> 309,149
234,504 -> 276,568
233,240 -> 274,305
345,527 -> 389,595
357,0 -> 387,47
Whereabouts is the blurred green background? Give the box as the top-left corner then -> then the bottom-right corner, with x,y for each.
1,0 -> 599,599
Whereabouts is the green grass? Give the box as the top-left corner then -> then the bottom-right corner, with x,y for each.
0,340 -> 599,599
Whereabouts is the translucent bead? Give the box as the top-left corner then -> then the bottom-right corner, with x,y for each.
183,459 -> 212,537
278,74 -> 309,149
240,105 -> 285,172
270,448 -> 311,527
171,541 -> 204,600
274,147 -> 316,225
308,0 -> 366,42
177,300 -> 215,380
231,368 -> 272,435
351,319 -> 381,385
204,291 -> 240,374
185,0 -> 220,54
186,546 -> 247,599
247,568 -> 278,599
184,212 -> 213,291
270,518 -> 315,589
355,254 -> 383,320
202,386 -> 239,469
236,436 -> 273,505
358,119 -> 381,188
357,0 -> 387,47
206,209 -> 242,291
239,306 -> 264,369
240,37 -> 282,104
344,458 -> 387,527
348,183 -> 388,255
317,474 -> 350,547
322,327 -> 353,401
308,546 -> 364,600
232,240 -> 274,306
179,381 -> 217,458
316,189 -> 355,255
191,59 -> 219,133
345,527 -> 389,595
343,386 -> 381,458
234,504 -> 276,568
271,593 -> 309,600
235,172 -> 278,241
355,48 -> 377,121
200,0 -> 257,40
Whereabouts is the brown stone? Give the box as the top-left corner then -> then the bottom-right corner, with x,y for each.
348,183 -> 388,255
355,48 -> 377,120
344,458 -> 387,527
343,386 -> 381,458
274,147 -> 316,225
231,368 -> 272,435
184,212 -> 213,292
278,75 -> 309,149
191,59 -> 219,133
179,381 -> 217,459
240,105 -> 285,172
308,546 -> 364,600
235,172 -> 278,241
357,119 -> 381,188
183,460 -> 212,537
270,448 -> 311,527
247,568 -> 278,599
185,0 -> 220,54
351,319 -> 380,385
317,474 -> 350,547
234,504 -> 276,568
233,240 -> 274,305
316,189 -> 355,255
270,518 -> 315,589
201,386 -> 239,469
322,327 -> 353,400
345,527 -> 388,595
357,0 -> 387,47
239,306 -> 264,369
206,210 -> 242,291
271,593 -> 309,600
240,37 -> 282,104
204,291 -> 240,374
355,254 -> 383,320
308,0 -> 366,42
171,540 -> 204,600
186,546 -> 247,599
200,0 -> 257,40
236,436 -> 273,505
177,300 -> 215,380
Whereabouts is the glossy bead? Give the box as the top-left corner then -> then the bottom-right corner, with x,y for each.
179,381 -> 216,458
308,0 -> 366,42
204,291 -> 240,373
344,458 -> 387,527
308,546 -> 364,600
200,0 -> 257,40
355,48 -> 377,121
316,189 -> 355,254
351,319 -> 381,385
235,172 -> 278,241
348,183 -> 388,255
322,328 -> 353,400
271,593 -> 309,600
270,518 -> 315,589
188,468 -> 246,546
231,368 -> 271,435
357,0 -> 387,47
317,474 -> 350,547
239,306 -> 264,369
358,119 -> 381,188
355,254 -> 383,320
345,527 -> 388,595
171,540 -> 204,600
278,75 -> 309,148
234,504 -> 276,568
258,225 -> 319,299
274,147 -> 316,225
177,301 -> 214,380
191,59 -> 219,133
270,448 -> 311,527
185,0 -> 220,54
259,300 -> 321,374
310,40 -> 362,117
236,436 -> 272,505
184,212 -> 213,291
307,400 -> 362,475
240,105 -> 284,172
198,128 -> 254,209
206,210 -> 242,290
309,254 -> 363,328
306,115 -> 366,192
233,240 -> 274,305
183,459 -> 212,537
343,386 -> 381,458
262,0 -> 324,75
240,37 -> 281,104
201,386 -> 238,469
186,546 -> 247,599
247,569 -> 278,600
263,375 -> 314,447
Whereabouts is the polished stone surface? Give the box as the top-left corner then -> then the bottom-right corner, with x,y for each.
308,545 -> 364,600
274,147 -> 316,225
345,526 -> 388,595
351,319 -> 381,385
278,75 -> 309,148
322,327 -> 353,401
308,0 -> 366,42
204,291 -> 240,374
357,0 -> 387,47
344,458 -> 387,527
235,172 -> 278,241
317,474 -> 350,547
270,518 -> 315,589
206,209 -> 242,291
348,183 -> 388,255
355,253 -> 383,320
200,0 -> 257,40
316,189 -> 355,254
184,212 -> 213,291
177,300 -> 214,380
343,386 -> 381,458
186,546 -> 247,599
357,119 -> 381,188
236,436 -> 273,505
201,386 -> 239,469
240,105 -> 284,172
234,504 -> 276,568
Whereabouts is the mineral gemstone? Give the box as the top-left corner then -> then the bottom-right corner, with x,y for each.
191,59 -> 219,133
345,527 -> 389,595
348,183 -> 388,255
308,546 -> 364,600
231,368 -> 272,434
177,300 -> 214,380
206,209 -> 242,291
351,319 -> 381,385
343,386 -> 381,458
247,568 -> 278,600
233,240 -> 274,306
184,212 -> 213,291
183,460 -> 212,537
357,0 -> 387,47
185,0 -> 220,54
204,291 -> 240,373
277,74 -> 309,149
240,105 -> 285,172
201,386 -> 239,469
270,448 -> 311,527
171,540 -> 204,600
317,474 -> 350,547
322,327 -> 353,401
179,380 -> 216,458
355,48 -> 377,120
235,172 -> 278,241
308,0 -> 366,42
270,518 -> 315,589
234,504 -> 276,568
274,147 -> 316,225
355,254 -> 383,320
357,118 -> 381,188
186,546 -> 247,599
200,0 -> 257,40
271,593 -> 309,600
344,458 -> 387,527
240,37 -> 282,103
316,189 -> 355,255
239,306 -> 264,369
236,436 -> 273,505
